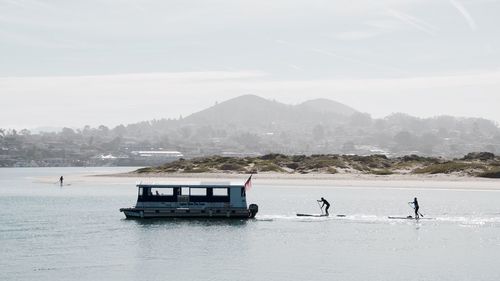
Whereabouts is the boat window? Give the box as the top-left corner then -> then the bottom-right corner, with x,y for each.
190,188 -> 207,196
181,187 -> 190,195
213,188 -> 228,196
241,187 -> 245,197
138,187 -> 143,196
162,188 -> 174,196
151,188 -> 173,196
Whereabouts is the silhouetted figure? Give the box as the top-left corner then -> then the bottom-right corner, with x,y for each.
59,176 -> 64,186
409,197 -> 420,219
317,197 -> 330,216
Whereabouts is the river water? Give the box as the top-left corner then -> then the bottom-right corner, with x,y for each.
1,167 -> 499,281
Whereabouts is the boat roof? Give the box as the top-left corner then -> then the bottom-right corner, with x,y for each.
136,181 -> 245,188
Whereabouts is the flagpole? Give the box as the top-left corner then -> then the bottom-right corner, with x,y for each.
244,174 -> 253,191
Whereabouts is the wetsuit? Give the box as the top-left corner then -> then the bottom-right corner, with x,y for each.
412,198 -> 419,219
320,198 -> 330,216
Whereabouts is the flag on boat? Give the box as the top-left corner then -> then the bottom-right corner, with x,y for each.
244,174 -> 253,191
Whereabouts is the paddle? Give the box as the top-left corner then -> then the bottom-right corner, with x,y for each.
317,200 -> 324,215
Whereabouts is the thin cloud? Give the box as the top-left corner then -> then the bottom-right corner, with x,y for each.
334,30 -> 382,41
2,70 -> 500,128
0,70 -> 268,83
274,39 -> 290,45
0,0 -> 52,9
309,48 -> 345,59
287,64 -> 302,71
387,9 -> 439,36
310,48 -> 407,74
255,70 -> 500,92
449,0 -> 478,31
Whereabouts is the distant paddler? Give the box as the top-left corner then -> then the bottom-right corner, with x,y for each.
317,197 -> 331,216
59,176 -> 64,187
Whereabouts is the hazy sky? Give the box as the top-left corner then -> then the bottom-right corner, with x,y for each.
1,0 -> 499,129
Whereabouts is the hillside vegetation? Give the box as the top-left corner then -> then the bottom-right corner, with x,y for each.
2,95 -> 500,167
135,152 -> 500,178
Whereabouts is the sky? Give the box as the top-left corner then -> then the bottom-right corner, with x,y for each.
1,0 -> 499,129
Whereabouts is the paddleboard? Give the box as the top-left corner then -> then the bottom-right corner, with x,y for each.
297,214 -> 326,217
296,214 -> 346,217
388,216 -> 432,220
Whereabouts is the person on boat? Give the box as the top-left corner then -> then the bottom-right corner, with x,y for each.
409,197 -> 420,219
59,176 -> 64,186
317,197 -> 330,216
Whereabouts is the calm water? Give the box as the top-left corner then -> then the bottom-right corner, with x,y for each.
1,168 -> 500,281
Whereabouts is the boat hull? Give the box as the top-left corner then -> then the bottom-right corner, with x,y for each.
120,207 -> 257,219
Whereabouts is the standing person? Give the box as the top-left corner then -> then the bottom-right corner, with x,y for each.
409,197 -> 420,219
317,197 -> 331,216
59,176 -> 64,186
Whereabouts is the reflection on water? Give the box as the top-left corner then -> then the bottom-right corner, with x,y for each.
128,217 -> 249,228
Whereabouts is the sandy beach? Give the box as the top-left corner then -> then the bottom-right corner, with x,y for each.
81,170 -> 500,191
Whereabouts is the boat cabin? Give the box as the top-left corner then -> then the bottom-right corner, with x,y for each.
120,181 -> 258,219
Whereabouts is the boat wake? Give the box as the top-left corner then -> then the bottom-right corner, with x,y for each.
255,214 -> 384,222
255,214 -> 500,226
435,216 -> 500,226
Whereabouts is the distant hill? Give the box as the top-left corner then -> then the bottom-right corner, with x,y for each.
296,98 -> 358,116
184,95 -> 295,127
124,95 -> 500,157
183,94 -> 358,128
2,94 -> 500,167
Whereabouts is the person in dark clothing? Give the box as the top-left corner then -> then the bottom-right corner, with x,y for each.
59,176 -> 64,186
409,197 -> 420,219
317,197 -> 331,216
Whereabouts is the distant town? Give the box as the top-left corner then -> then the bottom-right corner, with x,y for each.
1,95 -> 499,167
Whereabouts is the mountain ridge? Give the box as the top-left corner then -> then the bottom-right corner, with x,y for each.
183,94 -> 359,127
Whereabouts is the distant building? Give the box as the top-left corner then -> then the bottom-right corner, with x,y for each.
131,150 -> 183,158
130,150 -> 184,165
90,154 -> 131,166
221,151 -> 262,158
97,154 -> 118,160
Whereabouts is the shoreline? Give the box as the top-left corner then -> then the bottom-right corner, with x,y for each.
91,171 -> 500,191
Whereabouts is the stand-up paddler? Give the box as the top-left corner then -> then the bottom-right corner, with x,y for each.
409,197 -> 420,219
317,197 -> 331,216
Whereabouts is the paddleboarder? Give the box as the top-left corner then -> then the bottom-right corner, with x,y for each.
409,197 -> 420,219
59,176 -> 64,187
317,197 -> 330,216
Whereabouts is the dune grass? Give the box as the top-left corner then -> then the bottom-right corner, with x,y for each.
413,162 -> 486,175
133,153 -> 499,178
477,168 -> 500,178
